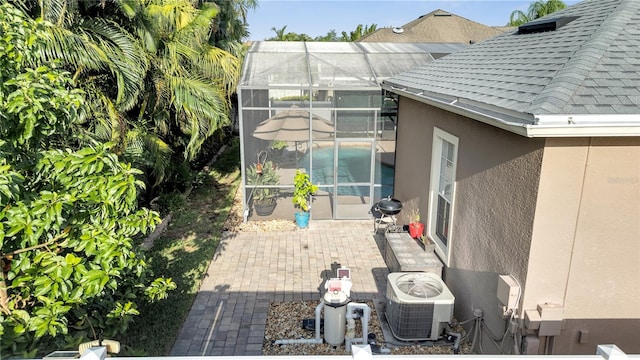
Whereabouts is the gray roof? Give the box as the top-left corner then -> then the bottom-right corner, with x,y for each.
383,0 -> 640,135
359,9 -> 512,44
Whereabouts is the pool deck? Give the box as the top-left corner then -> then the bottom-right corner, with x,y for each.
170,220 -> 389,356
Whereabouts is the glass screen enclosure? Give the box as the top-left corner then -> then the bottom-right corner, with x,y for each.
238,41 -> 464,221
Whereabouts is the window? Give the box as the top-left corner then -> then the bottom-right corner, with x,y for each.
428,128 -> 458,265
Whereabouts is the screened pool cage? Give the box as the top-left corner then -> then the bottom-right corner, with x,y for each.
238,41 -> 466,222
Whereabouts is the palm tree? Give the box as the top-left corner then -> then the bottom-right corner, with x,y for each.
9,0 -> 169,182
11,0 -> 242,186
11,0 -> 148,112
270,25 -> 288,40
121,0 -> 240,162
508,0 -> 567,26
267,26 -> 313,41
208,0 -> 257,54
341,24 -> 377,42
315,30 -> 339,42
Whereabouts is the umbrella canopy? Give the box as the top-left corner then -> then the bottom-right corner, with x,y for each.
252,107 -> 334,141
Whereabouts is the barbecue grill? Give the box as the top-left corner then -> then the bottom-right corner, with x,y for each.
373,196 -> 403,233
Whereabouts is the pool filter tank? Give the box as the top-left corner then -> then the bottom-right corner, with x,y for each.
323,268 -> 352,345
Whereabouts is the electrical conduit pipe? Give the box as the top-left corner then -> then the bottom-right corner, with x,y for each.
273,301 -> 324,345
344,302 -> 370,351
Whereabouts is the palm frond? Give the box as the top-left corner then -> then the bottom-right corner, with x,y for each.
80,87 -> 127,149
508,10 -> 530,27
169,75 -> 229,159
119,0 -> 141,18
145,2 -> 199,35
38,0 -> 73,27
177,1 -> 218,42
36,24 -> 108,70
197,46 -> 240,95
124,129 -> 172,185
79,18 -> 148,110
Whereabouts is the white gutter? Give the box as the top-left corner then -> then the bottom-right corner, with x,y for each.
525,123 -> 640,137
383,85 -> 640,138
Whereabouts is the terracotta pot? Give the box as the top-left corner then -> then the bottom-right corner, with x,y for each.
409,222 -> 424,239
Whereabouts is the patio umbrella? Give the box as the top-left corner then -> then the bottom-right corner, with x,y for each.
252,106 -> 334,163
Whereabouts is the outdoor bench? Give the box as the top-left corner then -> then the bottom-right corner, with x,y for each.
384,232 -> 443,277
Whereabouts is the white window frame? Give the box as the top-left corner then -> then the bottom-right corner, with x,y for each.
428,128 -> 458,266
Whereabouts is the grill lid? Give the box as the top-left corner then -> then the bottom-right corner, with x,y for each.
376,197 -> 402,215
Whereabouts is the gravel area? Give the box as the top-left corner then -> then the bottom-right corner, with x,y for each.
262,300 -> 472,355
222,186 -> 298,233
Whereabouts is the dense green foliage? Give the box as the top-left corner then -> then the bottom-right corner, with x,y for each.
10,0 -> 245,195
340,24 -> 377,42
122,139 -> 241,355
0,4 -> 175,357
209,0 -> 258,54
508,0 -> 567,26
266,23 -> 377,42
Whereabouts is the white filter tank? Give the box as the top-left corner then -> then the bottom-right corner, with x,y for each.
323,291 -> 349,345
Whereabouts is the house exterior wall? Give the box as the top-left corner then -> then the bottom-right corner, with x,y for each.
527,137 -> 640,354
394,97 -> 545,352
395,97 -> 640,355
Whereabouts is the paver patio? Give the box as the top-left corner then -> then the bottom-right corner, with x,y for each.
170,220 -> 389,356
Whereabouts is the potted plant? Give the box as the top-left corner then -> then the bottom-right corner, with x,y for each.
246,160 -> 280,216
408,208 -> 425,239
292,169 -> 318,228
269,140 -> 287,156
419,235 -> 436,253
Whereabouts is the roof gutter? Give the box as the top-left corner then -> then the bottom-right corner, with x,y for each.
383,84 -> 640,138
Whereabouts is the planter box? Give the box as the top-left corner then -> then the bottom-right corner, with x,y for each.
384,232 -> 442,276
422,238 -> 436,253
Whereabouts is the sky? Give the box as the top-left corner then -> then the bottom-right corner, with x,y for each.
246,0 -> 581,41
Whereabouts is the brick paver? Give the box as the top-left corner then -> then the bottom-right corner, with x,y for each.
170,220 -> 389,356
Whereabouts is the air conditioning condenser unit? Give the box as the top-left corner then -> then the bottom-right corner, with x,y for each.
385,272 -> 455,341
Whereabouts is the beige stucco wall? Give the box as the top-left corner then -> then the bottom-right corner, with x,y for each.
394,97 -> 545,348
395,96 -> 640,354
527,137 -> 640,354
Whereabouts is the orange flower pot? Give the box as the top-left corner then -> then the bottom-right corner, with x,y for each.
409,222 -> 424,239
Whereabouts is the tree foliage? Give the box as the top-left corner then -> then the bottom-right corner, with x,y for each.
11,0 -> 243,190
0,4 -> 175,356
507,0 -> 567,26
266,23 -> 376,42
207,0 -> 258,56
340,23 -> 377,42
267,25 -> 312,41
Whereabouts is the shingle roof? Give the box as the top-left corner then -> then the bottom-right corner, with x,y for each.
384,0 -> 640,119
360,9 -> 512,44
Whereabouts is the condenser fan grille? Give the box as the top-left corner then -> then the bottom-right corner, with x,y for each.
396,274 -> 443,298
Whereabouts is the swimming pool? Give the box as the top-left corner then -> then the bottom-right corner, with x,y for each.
301,146 -> 394,196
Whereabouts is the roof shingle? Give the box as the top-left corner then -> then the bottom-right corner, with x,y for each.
384,0 -> 640,117
360,9 -> 512,44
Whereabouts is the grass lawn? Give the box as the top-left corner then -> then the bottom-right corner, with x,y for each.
122,139 -> 241,355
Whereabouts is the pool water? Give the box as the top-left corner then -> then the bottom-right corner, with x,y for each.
301,147 -> 394,196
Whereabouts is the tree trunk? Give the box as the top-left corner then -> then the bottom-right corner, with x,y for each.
0,259 -> 9,314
